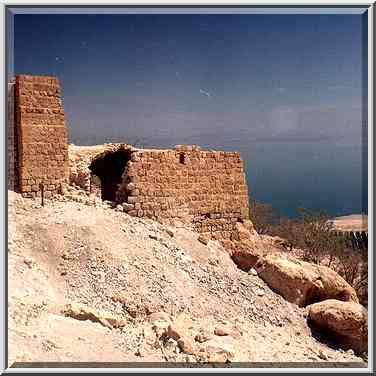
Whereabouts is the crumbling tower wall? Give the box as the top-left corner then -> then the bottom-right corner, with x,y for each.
13,75 -> 69,198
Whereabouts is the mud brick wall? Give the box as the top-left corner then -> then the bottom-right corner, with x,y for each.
8,82 -> 17,191
14,75 -> 69,198
119,146 -> 250,240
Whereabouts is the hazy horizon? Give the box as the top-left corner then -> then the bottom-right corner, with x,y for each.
11,11 -> 368,218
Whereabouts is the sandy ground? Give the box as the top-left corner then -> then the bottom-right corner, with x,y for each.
7,190 -> 366,368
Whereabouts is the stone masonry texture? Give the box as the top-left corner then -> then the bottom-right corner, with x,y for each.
122,146 -> 250,241
69,144 -> 250,241
13,75 -> 69,198
8,81 -> 17,191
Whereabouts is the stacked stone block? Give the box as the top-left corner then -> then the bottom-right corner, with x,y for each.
119,145 -> 250,240
14,75 -> 69,198
68,144 -> 250,241
8,81 -> 17,191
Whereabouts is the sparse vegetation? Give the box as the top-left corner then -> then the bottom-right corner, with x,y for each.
249,200 -> 276,235
250,201 -> 368,307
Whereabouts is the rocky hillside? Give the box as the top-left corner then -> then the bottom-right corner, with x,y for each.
8,189 -> 367,367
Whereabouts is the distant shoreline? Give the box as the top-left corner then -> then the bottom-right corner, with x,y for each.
331,214 -> 368,232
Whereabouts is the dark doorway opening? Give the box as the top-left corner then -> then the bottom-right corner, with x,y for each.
89,148 -> 131,202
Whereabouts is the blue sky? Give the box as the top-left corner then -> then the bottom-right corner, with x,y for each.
11,12 -> 368,217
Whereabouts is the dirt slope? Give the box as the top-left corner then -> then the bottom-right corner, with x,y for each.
8,191 -> 366,366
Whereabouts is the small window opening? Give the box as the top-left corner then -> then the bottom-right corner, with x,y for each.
179,152 -> 185,164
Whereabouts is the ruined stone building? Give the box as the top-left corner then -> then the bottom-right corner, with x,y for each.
8,75 -> 251,240
8,75 -> 69,198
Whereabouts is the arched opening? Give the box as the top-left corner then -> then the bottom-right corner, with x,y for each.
89,148 -> 132,202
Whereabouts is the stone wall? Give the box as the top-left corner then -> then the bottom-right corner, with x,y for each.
69,144 -> 250,240
7,81 -> 17,191
14,75 -> 69,198
119,145 -> 250,240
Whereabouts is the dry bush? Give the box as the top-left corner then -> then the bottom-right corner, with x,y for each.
249,200 -> 276,235
254,206 -> 368,307
334,248 -> 368,307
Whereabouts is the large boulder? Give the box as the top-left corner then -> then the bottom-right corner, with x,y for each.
254,253 -> 359,307
230,241 -> 263,271
223,221 -> 266,271
308,299 -> 368,354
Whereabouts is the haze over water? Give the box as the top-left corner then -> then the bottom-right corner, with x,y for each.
11,11 -> 368,218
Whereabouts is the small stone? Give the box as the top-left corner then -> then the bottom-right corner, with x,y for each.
185,354 -> 196,362
166,229 -> 174,237
24,258 -> 33,268
148,312 -> 171,323
207,352 -> 228,363
61,252 -> 71,260
203,339 -> 236,362
318,349 -> 329,360
198,234 -> 209,245
167,323 -> 184,341
164,337 -> 178,350
98,271 -> 106,283
177,337 -> 196,355
195,333 -> 212,343
214,326 -> 231,336
149,312 -> 171,330
122,203 -> 134,212
249,268 -> 258,276
115,205 -> 123,212
134,203 -> 141,210
256,289 -> 265,297
127,183 -> 136,191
